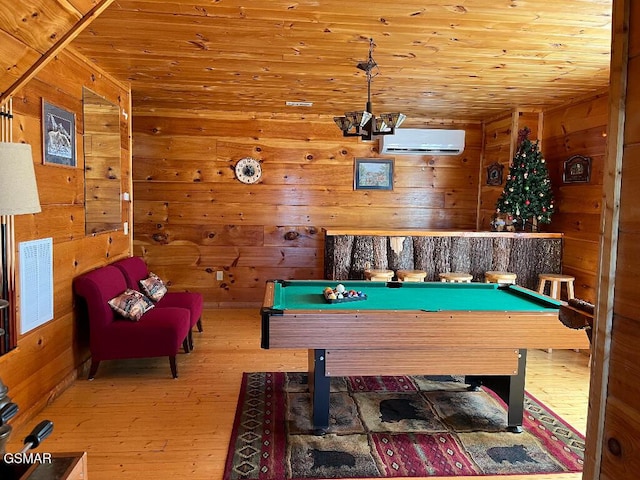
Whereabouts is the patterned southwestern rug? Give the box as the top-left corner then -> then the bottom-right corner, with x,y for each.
224,372 -> 585,479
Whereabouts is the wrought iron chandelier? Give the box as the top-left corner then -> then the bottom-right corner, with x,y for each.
334,38 -> 406,141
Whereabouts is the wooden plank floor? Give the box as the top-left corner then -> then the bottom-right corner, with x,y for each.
7,308 -> 591,480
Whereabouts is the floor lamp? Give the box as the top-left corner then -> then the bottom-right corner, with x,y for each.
0,142 -> 41,354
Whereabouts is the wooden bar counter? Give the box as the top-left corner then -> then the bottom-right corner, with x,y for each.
323,229 -> 563,292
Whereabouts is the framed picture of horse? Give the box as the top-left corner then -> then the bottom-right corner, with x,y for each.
42,100 -> 76,167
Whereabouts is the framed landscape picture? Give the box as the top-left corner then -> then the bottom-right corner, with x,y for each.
42,100 -> 76,167
354,158 -> 394,190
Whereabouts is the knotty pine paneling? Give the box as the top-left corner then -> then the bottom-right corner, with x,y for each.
588,4 -> 640,478
132,114 -> 482,306
64,1 -> 612,121
264,226 -> 324,248
542,92 -> 608,303
134,202 -> 478,235
134,222 -> 264,247
0,47 -> 131,433
134,183 -> 461,209
624,56 -> 640,144
618,143 -> 640,230
0,29 -> 40,86
0,1 -> 85,54
614,143 -> 640,320
551,212 -> 602,243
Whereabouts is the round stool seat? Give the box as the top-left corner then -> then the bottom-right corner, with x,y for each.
485,271 -> 517,284
537,273 -> 575,300
364,269 -> 394,282
397,270 -> 427,282
439,272 -> 473,283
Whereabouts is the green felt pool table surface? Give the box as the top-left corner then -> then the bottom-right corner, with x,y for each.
269,279 -> 562,313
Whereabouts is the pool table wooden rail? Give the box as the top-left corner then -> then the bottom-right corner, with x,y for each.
323,348 -> 520,377
262,310 -> 590,351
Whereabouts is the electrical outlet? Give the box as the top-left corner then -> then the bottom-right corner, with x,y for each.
216,270 -> 224,281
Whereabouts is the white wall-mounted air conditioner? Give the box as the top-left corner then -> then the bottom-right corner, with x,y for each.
379,128 -> 465,155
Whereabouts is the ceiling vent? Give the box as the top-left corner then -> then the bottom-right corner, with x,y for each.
379,128 -> 465,155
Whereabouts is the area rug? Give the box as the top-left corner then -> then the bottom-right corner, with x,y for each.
224,372 -> 585,479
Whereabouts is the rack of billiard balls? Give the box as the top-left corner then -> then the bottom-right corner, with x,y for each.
323,284 -> 367,303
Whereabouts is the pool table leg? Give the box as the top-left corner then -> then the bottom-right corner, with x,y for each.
505,349 -> 527,433
308,349 -> 330,434
465,349 -> 527,433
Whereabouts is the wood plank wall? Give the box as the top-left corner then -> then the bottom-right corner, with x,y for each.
0,47 -> 131,431
131,114 -> 482,306
478,110 -> 541,230
542,91 -> 609,302
589,1 -> 640,477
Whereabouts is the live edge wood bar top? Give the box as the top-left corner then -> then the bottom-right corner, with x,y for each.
323,229 -> 564,239
323,229 -> 563,292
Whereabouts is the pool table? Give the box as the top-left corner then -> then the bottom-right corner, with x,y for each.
260,279 -> 589,433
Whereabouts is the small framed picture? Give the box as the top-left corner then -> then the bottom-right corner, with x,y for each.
42,100 -> 76,167
354,158 -> 394,190
486,162 -> 504,186
563,155 -> 591,183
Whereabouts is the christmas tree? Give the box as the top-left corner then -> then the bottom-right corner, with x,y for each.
495,127 -> 554,230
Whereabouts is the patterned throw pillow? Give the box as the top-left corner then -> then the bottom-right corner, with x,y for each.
139,272 -> 168,302
108,289 -> 155,321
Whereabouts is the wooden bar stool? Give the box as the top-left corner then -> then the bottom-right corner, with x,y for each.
538,273 -> 576,354
439,272 -> 473,283
537,273 -> 575,300
364,269 -> 394,282
484,271 -> 517,285
397,269 -> 427,282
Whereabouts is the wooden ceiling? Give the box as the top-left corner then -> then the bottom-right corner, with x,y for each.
2,0 -> 613,121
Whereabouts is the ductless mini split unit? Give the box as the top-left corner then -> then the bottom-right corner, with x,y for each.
379,128 -> 465,155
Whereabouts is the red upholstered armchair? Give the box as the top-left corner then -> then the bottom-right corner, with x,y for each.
112,257 -> 204,351
73,265 -> 191,379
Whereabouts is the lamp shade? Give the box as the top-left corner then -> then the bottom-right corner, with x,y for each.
0,142 -> 41,216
